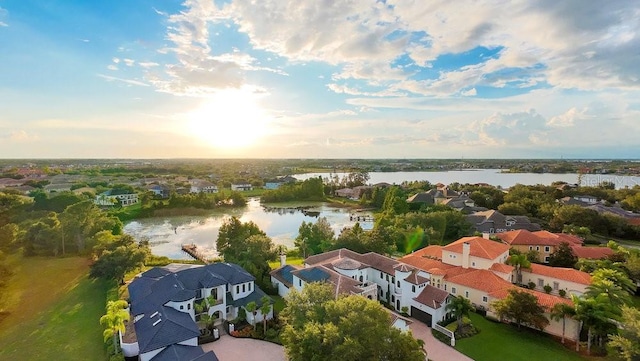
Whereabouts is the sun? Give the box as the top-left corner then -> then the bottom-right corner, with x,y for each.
187,88 -> 271,149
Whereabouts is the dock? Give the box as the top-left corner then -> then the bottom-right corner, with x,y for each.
350,214 -> 374,222
181,244 -> 210,264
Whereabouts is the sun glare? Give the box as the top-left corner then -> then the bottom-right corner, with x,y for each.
187,88 -> 271,149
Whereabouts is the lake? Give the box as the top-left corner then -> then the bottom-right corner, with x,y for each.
123,198 -> 372,260
294,169 -> 640,189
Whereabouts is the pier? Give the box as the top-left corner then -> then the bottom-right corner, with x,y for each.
181,244 -> 210,264
349,214 -> 374,222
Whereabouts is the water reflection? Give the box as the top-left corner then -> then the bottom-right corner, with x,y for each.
123,198 -> 372,260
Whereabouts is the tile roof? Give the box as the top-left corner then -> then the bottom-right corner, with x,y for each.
533,231 -> 583,245
447,269 -> 512,294
413,285 -> 450,309
404,270 -> 429,285
570,246 -> 614,259
489,263 -> 515,274
443,237 -> 509,260
488,286 -> 573,310
497,229 -> 562,246
152,344 -> 219,361
398,255 -> 456,273
269,264 -> 299,287
135,306 -> 200,354
524,264 -> 591,285
305,248 -> 402,275
408,245 -> 443,260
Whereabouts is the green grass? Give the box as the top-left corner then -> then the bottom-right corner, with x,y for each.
0,255 -> 108,361
109,202 -> 143,222
269,256 -> 304,270
455,313 -> 588,361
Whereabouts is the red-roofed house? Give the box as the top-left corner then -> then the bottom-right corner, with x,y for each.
521,263 -> 591,296
570,245 -> 614,260
442,236 -> 510,269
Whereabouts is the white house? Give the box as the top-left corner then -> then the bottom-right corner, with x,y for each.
94,190 -> 139,207
125,262 -> 273,361
231,183 -> 253,191
189,180 -> 218,194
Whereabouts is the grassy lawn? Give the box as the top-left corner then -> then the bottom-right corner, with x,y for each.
0,255 -> 108,361
455,313 -> 588,361
269,256 -> 304,269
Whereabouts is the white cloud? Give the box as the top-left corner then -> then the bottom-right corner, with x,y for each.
2,130 -> 38,142
123,58 -> 135,66
107,64 -> 118,71
97,74 -> 149,87
112,57 -> 120,64
547,107 -> 588,128
461,88 -> 477,96
0,6 -> 8,27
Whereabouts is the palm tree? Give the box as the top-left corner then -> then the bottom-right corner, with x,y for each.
259,295 -> 272,334
550,302 -> 575,344
507,253 -> 530,284
445,295 -> 474,330
245,301 -> 258,326
99,300 -> 129,354
573,295 -> 611,355
585,279 -> 631,312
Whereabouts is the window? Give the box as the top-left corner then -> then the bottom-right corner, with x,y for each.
187,304 -> 191,310
538,279 -> 544,287
529,246 -> 533,250
242,284 -> 246,292
472,262 -> 476,267
392,277 -> 395,283
236,285 -> 240,293
380,272 -> 383,278
391,295 -> 395,302
465,291 -> 469,298
536,246 -> 540,251
386,275 -> 389,281
412,285 -> 415,292
249,283 -> 252,292
359,276 -> 363,282
180,305 -> 184,310
452,287 -> 457,294
444,284 -> 447,291
299,279 -> 302,287
553,282 -> 559,290
397,281 -> 400,288
544,246 -> 550,253
482,296 -> 488,302
544,256 -> 550,263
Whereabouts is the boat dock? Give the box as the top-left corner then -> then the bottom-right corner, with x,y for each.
181,244 -> 210,264
350,214 -> 374,222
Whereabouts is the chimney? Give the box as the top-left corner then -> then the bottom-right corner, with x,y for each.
462,242 -> 470,269
279,251 -> 287,267
482,232 -> 490,239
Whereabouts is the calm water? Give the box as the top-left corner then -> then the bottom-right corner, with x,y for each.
294,169 -> 640,189
123,198 -> 372,259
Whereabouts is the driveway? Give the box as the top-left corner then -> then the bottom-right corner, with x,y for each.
409,320 -> 474,361
201,335 -> 286,361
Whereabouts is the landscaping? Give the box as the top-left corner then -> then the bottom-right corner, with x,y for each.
455,313 -> 589,361
0,255 -> 109,360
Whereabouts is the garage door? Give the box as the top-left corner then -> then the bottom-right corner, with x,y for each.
411,306 -> 433,327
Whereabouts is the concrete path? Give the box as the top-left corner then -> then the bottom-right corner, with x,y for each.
409,320 -> 474,361
201,335 -> 286,361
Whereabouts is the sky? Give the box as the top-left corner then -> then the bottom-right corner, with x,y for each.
0,0 -> 639,159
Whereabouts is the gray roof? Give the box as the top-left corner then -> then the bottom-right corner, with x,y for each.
152,344 -> 219,361
294,267 -> 331,283
130,274 -> 196,316
270,265 -> 298,287
135,306 -> 200,354
229,287 -> 273,308
406,192 -> 435,204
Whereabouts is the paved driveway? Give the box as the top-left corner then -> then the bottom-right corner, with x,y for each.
409,320 -> 474,361
201,335 -> 286,361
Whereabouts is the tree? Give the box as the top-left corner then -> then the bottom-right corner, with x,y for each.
99,300 -> 129,354
281,283 -> 425,361
245,301 -> 258,326
608,305 -> 640,361
491,289 -> 549,330
446,295 -> 474,330
547,242 -> 578,268
90,234 -> 149,284
0,223 -> 18,252
573,294 -> 614,355
295,217 -> 335,257
585,279 -> 631,311
550,302 -> 575,344
260,295 -> 272,334
590,268 -> 636,295
507,253 -> 530,284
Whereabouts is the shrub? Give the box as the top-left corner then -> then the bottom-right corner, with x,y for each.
528,281 -> 536,289
543,284 -> 552,294
558,289 -> 567,298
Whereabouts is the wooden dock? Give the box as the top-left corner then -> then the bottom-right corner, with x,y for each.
181,244 -> 210,264
350,214 -> 374,222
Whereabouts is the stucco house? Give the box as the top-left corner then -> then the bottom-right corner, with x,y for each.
465,210 -> 541,234
400,235 -> 586,341
95,189 -> 139,207
271,249 -> 452,327
123,262 -> 273,361
146,184 -> 171,199
190,180 -> 218,194
231,183 -> 253,191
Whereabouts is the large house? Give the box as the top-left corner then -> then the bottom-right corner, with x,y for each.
400,236 -> 586,341
190,180 -> 218,194
270,249 -> 452,328
231,183 -> 253,191
123,263 -> 273,361
95,190 -> 139,207
496,229 -> 613,263
146,184 -> 171,199
465,210 -> 541,234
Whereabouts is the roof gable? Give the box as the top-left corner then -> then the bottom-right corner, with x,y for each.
135,306 -> 200,354
443,236 -> 509,260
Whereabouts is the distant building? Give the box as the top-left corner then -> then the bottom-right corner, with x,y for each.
465,210 -> 541,234
189,180 -> 218,194
231,183 -> 253,191
146,184 -> 170,199
95,190 -> 139,207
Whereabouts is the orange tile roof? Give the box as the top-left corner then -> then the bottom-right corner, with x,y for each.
489,263 -> 515,274
570,246 -> 614,260
399,255 -> 457,273
533,231 -> 583,245
524,264 -> 591,285
446,269 -> 512,293
409,245 -> 443,260
443,236 -> 510,260
413,285 -> 450,309
488,286 -> 573,309
497,229 -> 561,246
